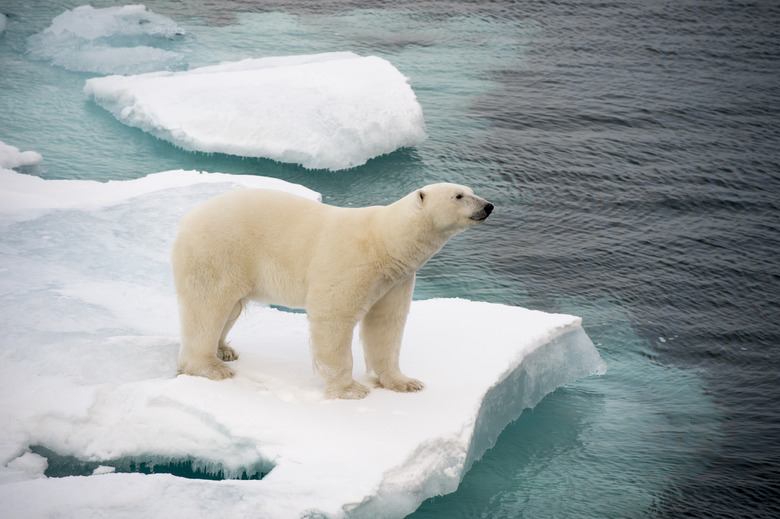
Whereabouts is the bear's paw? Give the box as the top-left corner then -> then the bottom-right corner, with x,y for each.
179,359 -> 235,381
379,375 -> 425,393
327,380 -> 371,400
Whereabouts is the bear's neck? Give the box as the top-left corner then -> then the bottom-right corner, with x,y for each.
371,199 -> 453,278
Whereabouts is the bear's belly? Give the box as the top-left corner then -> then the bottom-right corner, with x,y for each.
246,266 -> 308,310
247,289 -> 306,310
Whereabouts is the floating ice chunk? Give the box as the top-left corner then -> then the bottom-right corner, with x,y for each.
26,5 -> 185,74
0,171 -> 604,518
0,141 -> 43,169
84,52 -> 428,170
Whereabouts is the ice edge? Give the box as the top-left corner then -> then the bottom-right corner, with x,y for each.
346,319 -> 606,518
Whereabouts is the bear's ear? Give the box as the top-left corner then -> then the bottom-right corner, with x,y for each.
417,189 -> 425,206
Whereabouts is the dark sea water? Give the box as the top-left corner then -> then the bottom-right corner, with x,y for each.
2,1 -> 779,517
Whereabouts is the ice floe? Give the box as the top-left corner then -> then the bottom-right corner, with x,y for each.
85,52 -> 428,170
0,170 -> 605,518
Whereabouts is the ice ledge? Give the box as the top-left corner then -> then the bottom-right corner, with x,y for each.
345,300 -> 606,518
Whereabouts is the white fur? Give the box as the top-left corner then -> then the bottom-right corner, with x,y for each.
171,183 -> 493,399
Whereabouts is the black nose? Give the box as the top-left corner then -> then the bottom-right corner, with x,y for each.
484,203 -> 494,216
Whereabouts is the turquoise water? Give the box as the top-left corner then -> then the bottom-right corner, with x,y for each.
2,1 -> 778,517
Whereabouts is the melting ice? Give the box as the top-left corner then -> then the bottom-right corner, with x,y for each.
0,168 -> 605,518
26,4 -> 185,75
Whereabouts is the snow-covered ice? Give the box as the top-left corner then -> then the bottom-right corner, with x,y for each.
26,5 -> 185,74
85,52 -> 428,170
0,141 -> 43,170
0,167 -> 317,222
0,169 -> 605,518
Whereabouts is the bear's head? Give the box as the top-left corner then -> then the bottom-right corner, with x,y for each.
414,183 -> 494,235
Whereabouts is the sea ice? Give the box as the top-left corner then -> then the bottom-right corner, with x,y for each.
84,52 -> 428,170
0,141 -> 43,170
26,5 -> 185,74
0,169 -> 605,518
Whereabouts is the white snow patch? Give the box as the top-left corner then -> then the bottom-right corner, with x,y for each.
0,170 -> 605,518
84,52 -> 428,170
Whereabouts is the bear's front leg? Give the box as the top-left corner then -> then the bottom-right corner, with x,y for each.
361,276 -> 424,393
309,315 -> 370,399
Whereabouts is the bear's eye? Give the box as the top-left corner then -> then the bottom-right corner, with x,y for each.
455,194 -> 463,200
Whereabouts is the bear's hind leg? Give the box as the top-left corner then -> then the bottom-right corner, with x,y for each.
217,299 -> 244,362
177,295 -> 239,380
361,276 -> 424,393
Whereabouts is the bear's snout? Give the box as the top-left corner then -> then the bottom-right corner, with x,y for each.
471,201 -> 494,222
470,200 -> 493,222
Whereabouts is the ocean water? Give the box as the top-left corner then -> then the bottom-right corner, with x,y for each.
1,1 -> 778,518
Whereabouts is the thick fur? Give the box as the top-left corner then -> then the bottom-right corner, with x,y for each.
171,183 -> 494,399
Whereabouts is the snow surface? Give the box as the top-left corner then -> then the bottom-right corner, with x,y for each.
0,169 -> 605,518
85,52 -> 428,170
0,141 -> 43,170
26,5 -> 185,74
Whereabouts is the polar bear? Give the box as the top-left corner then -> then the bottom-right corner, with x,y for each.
171,183 -> 494,399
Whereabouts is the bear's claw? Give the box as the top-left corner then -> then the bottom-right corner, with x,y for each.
217,343 -> 239,362
380,376 -> 425,393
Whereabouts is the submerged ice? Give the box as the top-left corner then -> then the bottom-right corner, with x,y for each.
26,5 -> 185,74
85,52 -> 428,170
0,169 -> 605,518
